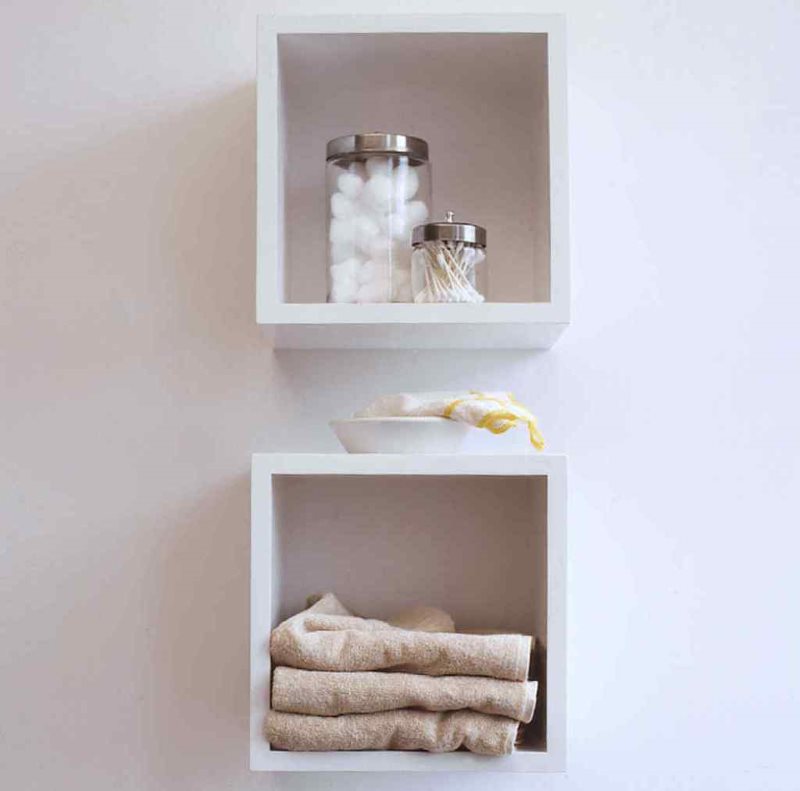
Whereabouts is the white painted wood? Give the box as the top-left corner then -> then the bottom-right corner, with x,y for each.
272,320 -> 568,350
268,303 -> 567,348
251,453 -> 567,772
256,14 -> 570,349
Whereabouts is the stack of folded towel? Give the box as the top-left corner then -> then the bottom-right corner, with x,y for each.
267,593 -> 538,756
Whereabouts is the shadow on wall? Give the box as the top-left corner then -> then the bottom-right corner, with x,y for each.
2,84 -> 270,788
147,473 -> 254,787
119,88 -> 264,784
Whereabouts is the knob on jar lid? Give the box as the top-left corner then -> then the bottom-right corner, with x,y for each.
412,210 -> 487,248
326,132 -> 429,164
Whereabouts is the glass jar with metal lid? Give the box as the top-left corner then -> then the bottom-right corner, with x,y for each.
411,211 -> 487,303
326,132 -> 431,304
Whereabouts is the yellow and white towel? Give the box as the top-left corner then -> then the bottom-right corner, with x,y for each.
355,391 -> 545,449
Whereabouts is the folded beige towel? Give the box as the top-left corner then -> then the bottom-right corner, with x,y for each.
385,604 -> 455,633
270,593 -> 531,681
272,667 -> 538,722
267,709 -> 518,755
302,593 -> 456,633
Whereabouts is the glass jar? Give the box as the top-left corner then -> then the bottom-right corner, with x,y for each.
326,133 -> 431,303
411,211 -> 487,303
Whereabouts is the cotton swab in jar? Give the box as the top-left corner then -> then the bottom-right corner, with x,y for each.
411,212 -> 486,304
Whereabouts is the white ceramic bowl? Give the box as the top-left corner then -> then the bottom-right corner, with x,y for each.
330,417 -> 470,454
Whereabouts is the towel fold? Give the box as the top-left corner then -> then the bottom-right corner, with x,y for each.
272,667 -> 538,722
270,593 -> 531,681
266,709 -> 518,756
355,391 -> 545,448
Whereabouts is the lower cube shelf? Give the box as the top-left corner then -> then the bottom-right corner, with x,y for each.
250,453 -> 566,772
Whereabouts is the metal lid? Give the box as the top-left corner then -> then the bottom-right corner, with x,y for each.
326,132 -> 429,164
412,211 -> 487,248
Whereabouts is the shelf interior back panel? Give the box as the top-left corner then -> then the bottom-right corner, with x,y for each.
278,32 -> 551,304
270,474 -> 548,638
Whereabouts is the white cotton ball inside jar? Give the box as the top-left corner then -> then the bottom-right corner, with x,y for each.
406,200 -> 429,228
330,257 -> 363,283
330,240 -> 356,264
358,259 -> 391,285
363,173 -> 395,213
379,212 -> 409,241
329,218 -> 355,245
337,171 -> 364,200
367,237 -> 394,265
330,192 -> 356,220
358,278 -> 392,303
393,164 -> 419,202
353,214 -> 380,252
330,276 -> 359,303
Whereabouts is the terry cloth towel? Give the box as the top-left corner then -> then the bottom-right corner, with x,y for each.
270,593 -> 531,682
355,391 -> 545,449
266,709 -> 519,756
272,667 -> 538,723
304,593 -> 456,633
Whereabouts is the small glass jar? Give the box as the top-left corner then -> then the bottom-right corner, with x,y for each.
411,211 -> 487,303
326,133 -> 431,304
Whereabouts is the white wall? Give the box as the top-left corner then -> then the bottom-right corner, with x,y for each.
1,1 -> 798,790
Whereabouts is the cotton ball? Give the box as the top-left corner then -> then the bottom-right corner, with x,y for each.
406,200 -> 429,227
393,164 -> 419,202
329,218 -> 355,245
379,212 -> 409,241
330,241 -> 355,264
330,276 -> 358,304
353,214 -> 380,251
330,192 -> 356,220
358,259 -> 390,285
356,262 -> 373,286
368,237 -> 393,265
365,156 -> 392,178
363,173 -> 395,213
358,278 -> 391,303
337,171 -> 364,199
330,257 -> 362,282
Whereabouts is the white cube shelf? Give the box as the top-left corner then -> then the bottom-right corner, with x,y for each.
257,14 -> 570,349
251,453 -> 566,772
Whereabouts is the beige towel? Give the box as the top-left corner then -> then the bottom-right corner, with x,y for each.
385,604 -> 455,633
272,667 -> 538,722
267,709 -> 518,756
302,593 -> 456,633
270,593 -> 531,681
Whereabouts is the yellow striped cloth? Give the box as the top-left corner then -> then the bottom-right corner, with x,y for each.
355,391 -> 545,449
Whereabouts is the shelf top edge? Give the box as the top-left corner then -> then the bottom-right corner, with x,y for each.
251,453 -> 568,477
253,452 -> 566,459
258,13 -> 566,35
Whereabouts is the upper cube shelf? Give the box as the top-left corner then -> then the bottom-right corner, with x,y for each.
257,14 -> 569,349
